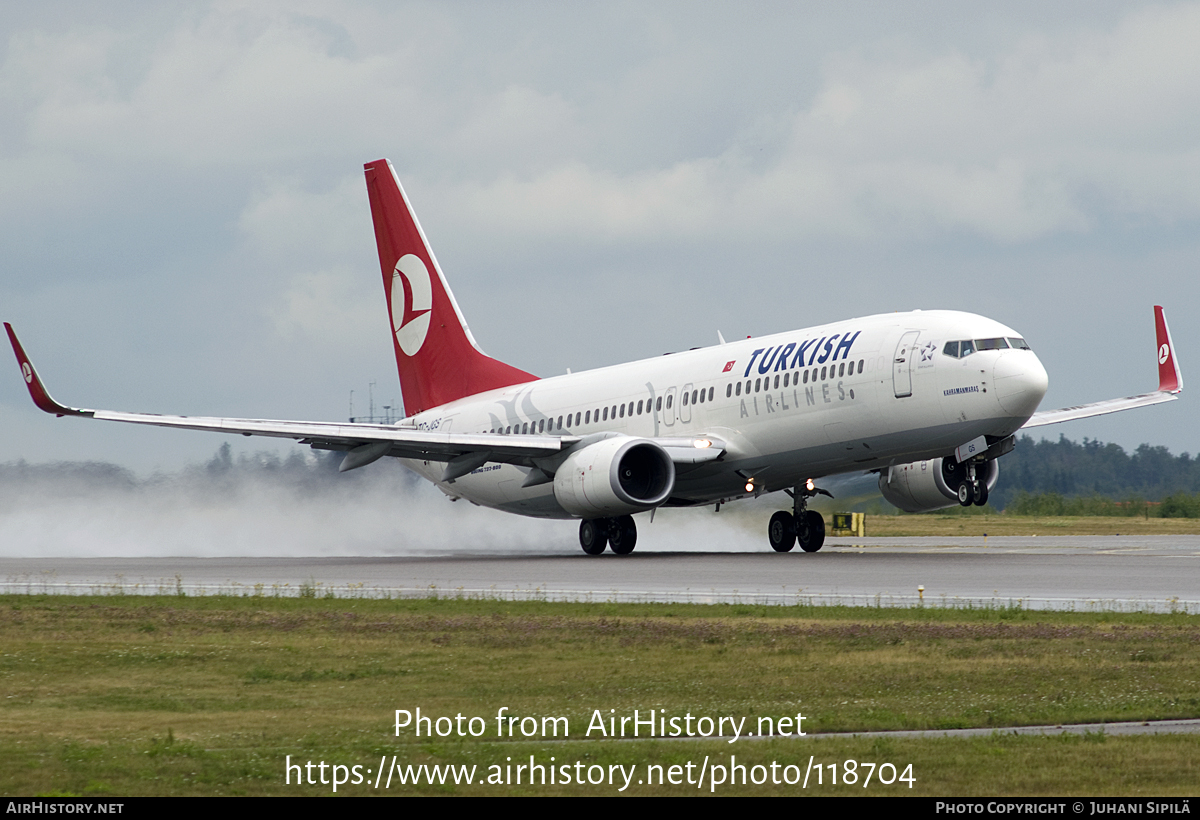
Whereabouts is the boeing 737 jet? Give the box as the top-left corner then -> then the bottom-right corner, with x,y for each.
6,159 -> 1185,555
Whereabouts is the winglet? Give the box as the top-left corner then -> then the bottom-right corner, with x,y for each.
4,323 -> 92,417
1155,306 -> 1183,394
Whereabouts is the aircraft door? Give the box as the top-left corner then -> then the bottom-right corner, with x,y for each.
679,382 -> 693,424
893,331 -> 920,398
662,386 -> 677,427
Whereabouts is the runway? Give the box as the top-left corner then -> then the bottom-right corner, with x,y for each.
3,535 -> 1200,611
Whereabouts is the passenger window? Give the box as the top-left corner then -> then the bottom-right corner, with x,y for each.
603,407 -> 608,421
858,359 -> 864,374
820,366 -> 827,380
735,382 -> 741,396
839,363 -> 845,377
637,400 -> 644,414
773,375 -> 779,389
692,390 -> 698,404
521,423 -> 528,434
619,404 -> 625,418
727,384 -> 732,398
585,411 -> 591,424
698,390 -> 704,404
802,370 -> 808,384
708,387 -> 713,401
656,397 -> 663,411
682,392 -> 689,407
557,416 -> 563,429
752,378 -> 759,392
539,419 -> 545,433
666,395 -> 673,409
783,373 -> 789,387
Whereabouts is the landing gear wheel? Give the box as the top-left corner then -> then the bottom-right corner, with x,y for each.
768,511 -> 797,552
973,481 -> 989,507
798,510 -> 826,553
608,515 -> 638,555
579,519 -> 607,555
957,482 -> 973,507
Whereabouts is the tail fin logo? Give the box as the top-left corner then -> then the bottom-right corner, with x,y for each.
21,361 -> 32,383
391,253 -> 433,357
1160,343 -> 1170,365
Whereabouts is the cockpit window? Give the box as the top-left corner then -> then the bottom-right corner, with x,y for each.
944,337 -> 1025,358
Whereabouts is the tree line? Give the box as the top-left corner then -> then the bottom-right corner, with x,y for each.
974,434 -> 1200,516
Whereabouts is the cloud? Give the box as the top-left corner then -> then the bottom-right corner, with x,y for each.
4,3 -> 1200,243
445,3 -> 1200,244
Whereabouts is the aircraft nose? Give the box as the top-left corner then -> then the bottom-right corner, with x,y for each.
993,350 -> 1048,416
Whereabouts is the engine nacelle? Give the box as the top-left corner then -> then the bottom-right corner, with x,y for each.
878,457 -> 999,513
553,436 -> 675,518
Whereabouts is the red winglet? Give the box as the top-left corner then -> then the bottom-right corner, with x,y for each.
4,323 -> 90,417
1154,306 -> 1183,394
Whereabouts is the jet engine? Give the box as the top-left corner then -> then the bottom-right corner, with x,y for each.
878,457 -> 999,513
553,436 -> 675,518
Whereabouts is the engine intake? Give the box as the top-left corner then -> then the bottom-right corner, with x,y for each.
878,457 -> 999,513
553,436 -> 675,518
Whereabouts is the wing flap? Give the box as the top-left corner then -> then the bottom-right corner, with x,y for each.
92,410 -> 578,460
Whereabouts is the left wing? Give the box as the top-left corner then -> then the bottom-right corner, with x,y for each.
1021,305 -> 1182,429
5,323 -> 724,478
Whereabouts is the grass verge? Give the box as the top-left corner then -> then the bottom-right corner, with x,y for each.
2,595 -> 1197,795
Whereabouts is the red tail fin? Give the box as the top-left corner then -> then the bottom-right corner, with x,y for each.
1155,305 -> 1183,394
364,160 -> 537,415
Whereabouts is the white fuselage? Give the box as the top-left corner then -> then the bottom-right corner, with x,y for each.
400,310 -> 1049,518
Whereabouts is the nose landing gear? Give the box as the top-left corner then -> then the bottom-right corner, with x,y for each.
956,461 -> 990,507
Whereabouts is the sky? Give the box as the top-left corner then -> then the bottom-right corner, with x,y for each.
2,1 -> 1198,473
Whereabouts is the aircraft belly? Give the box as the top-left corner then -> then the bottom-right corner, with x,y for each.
671,415 -> 1011,504
398,459 -> 572,519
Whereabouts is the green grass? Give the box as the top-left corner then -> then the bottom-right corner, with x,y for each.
854,513 -> 1200,536
2,595 -> 1198,795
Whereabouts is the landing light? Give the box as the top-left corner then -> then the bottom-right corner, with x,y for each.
745,481 -> 755,493
805,478 -> 815,491
694,439 -> 712,448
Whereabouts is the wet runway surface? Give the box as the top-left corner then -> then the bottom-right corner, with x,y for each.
4,535 -> 1200,611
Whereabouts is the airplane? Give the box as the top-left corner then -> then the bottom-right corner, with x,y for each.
5,159 -> 1185,556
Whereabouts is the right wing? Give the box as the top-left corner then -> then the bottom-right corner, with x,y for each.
1021,305 -> 1182,429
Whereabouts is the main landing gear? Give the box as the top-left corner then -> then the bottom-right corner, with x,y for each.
579,515 -> 638,555
957,461 -> 989,507
767,483 -> 829,553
